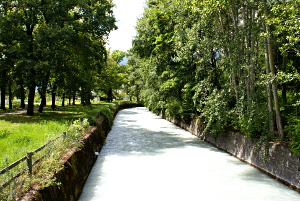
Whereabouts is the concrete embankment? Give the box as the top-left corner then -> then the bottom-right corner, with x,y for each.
18,103 -> 143,201
159,113 -> 300,193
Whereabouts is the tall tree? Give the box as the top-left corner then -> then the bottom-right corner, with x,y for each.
96,50 -> 128,102
0,0 -> 117,115
131,0 -> 300,139
263,1 -> 284,139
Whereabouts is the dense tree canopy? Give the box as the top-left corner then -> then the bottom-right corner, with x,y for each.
128,0 -> 300,153
0,0 -> 119,114
96,49 -> 128,102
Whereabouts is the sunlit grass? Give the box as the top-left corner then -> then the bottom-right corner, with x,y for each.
0,102 -> 117,169
0,120 -> 69,169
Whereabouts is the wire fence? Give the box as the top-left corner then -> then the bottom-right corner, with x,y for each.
0,132 -> 67,192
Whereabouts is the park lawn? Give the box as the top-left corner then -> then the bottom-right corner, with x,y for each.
0,102 -> 116,169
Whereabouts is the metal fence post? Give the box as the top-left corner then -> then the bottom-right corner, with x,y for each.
27,152 -> 33,175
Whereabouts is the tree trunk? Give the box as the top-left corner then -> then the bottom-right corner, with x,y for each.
52,91 -> 56,108
62,93 -> 65,106
264,38 -> 276,135
244,7 -> 252,102
38,93 -> 46,113
80,90 -> 84,105
108,88 -> 113,102
19,79 -> 26,109
51,83 -> 57,109
8,80 -> 12,109
0,85 -> 6,110
26,24 -> 36,116
264,3 -> 284,139
27,82 -> 36,116
72,94 -> 76,105
249,8 -> 256,101
268,46 -> 284,139
229,4 -> 240,103
38,74 -> 50,113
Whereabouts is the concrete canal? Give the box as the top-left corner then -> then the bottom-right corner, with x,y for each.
79,107 -> 300,201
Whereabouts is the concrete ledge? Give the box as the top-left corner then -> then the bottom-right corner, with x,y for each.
161,115 -> 300,193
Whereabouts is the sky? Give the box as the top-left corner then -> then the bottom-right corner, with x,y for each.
107,0 -> 146,52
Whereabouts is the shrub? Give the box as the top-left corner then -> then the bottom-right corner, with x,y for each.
285,116 -> 300,155
199,89 -> 230,138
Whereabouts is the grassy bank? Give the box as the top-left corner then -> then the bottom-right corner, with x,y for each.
0,101 -> 120,200
0,102 -> 116,169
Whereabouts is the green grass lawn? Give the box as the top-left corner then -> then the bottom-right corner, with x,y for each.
0,102 -> 116,169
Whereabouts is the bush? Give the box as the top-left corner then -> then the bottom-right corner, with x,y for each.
285,116 -> 300,155
199,89 -> 230,138
233,100 -> 270,139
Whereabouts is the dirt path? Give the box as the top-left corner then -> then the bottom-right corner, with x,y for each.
0,109 -> 27,117
0,107 -> 50,117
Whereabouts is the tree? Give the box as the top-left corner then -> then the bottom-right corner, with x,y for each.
131,0 -> 300,141
0,1 -> 26,110
125,52 -> 146,101
262,1 -> 284,139
96,50 -> 128,102
0,0 -> 117,115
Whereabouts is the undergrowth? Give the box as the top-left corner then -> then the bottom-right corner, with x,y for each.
0,102 -> 118,200
0,118 -> 90,200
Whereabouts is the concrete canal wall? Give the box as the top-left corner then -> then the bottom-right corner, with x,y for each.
18,104 -> 299,200
160,114 -> 300,193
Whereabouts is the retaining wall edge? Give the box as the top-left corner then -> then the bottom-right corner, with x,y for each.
18,103 -> 143,201
161,114 -> 300,193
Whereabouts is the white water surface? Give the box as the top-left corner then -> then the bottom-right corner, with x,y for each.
79,107 -> 300,201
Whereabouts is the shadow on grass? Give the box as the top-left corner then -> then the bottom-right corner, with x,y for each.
0,110 -> 81,124
0,103 -> 114,124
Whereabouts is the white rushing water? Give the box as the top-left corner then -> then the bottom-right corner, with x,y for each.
79,107 -> 300,201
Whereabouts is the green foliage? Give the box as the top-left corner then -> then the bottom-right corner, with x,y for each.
129,0 -> 300,149
68,119 -> 90,140
96,51 -> 129,102
233,100 -> 271,139
111,50 -> 126,63
98,105 -> 114,128
0,0 -> 117,114
165,99 -> 181,119
199,89 -> 230,137
285,116 -> 300,155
